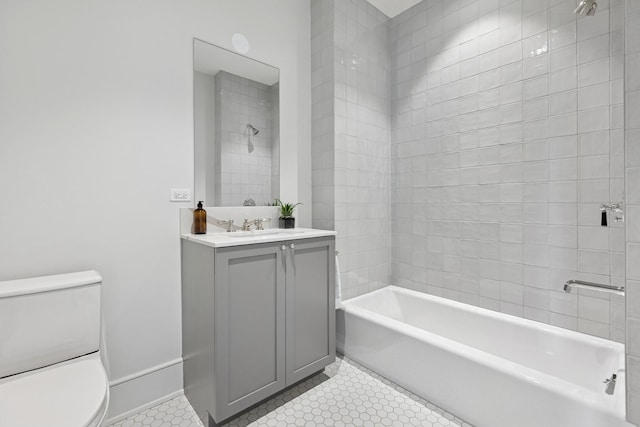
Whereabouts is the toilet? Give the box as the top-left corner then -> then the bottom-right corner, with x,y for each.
0,271 -> 109,427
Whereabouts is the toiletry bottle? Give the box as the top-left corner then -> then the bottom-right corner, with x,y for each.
193,201 -> 207,234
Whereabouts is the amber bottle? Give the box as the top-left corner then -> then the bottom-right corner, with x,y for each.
193,201 -> 207,234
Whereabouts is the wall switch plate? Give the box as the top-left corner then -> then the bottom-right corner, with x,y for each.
170,188 -> 191,202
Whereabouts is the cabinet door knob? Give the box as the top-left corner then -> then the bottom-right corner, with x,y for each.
289,243 -> 295,249
281,245 -> 287,251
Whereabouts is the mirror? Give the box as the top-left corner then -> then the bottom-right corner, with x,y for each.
193,38 -> 280,206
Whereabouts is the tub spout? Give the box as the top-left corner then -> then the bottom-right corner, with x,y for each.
604,374 -> 617,395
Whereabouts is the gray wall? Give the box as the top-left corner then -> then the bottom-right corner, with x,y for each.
311,0 -> 336,231
214,70 -> 277,206
311,0 -> 392,299
312,0 -> 625,337
626,0 -> 640,423
271,82 -> 281,202
194,71 -> 217,205
390,0 -> 625,341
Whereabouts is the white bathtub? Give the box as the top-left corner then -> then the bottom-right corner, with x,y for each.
336,286 -> 631,427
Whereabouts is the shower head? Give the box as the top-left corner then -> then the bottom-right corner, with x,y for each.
247,123 -> 259,136
574,0 -> 597,16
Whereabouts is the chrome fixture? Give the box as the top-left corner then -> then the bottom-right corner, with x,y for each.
243,198 -> 256,206
563,279 -> 625,295
256,218 -> 271,230
604,374 -> 617,395
574,0 -> 597,16
246,123 -> 259,136
246,124 -> 258,153
242,218 -> 272,231
600,205 -> 608,226
600,202 -> 624,226
216,219 -> 235,232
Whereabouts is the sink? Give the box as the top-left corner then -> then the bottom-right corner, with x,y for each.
186,227 -> 334,248
224,229 -> 306,238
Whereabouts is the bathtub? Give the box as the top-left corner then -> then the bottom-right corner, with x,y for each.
336,286 -> 631,427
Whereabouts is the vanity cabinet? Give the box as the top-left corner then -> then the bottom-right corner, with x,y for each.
213,243 -> 286,421
284,238 -> 335,384
181,236 -> 335,426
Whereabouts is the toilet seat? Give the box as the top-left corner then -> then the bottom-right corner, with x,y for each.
0,352 -> 109,427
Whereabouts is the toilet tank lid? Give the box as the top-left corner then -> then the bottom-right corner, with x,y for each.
0,270 -> 102,299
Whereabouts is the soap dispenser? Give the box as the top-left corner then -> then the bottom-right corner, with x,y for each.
193,201 -> 207,234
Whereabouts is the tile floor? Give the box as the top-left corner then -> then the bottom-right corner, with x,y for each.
108,356 -> 472,427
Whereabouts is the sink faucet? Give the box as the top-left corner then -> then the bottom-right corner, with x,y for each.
242,218 -> 272,231
256,218 -> 272,230
216,219 -> 235,232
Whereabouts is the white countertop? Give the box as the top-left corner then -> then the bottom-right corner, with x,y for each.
181,227 -> 336,248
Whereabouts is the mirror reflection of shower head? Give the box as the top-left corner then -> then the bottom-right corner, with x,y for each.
247,123 -> 259,136
574,0 -> 597,16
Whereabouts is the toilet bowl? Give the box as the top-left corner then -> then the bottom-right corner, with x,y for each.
0,271 -> 109,427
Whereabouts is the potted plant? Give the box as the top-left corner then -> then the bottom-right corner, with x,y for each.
276,199 -> 302,229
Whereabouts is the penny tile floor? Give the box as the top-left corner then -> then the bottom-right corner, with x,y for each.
107,356 -> 472,427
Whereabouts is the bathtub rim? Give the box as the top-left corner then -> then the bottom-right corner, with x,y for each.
340,285 -> 624,353
337,285 -> 626,420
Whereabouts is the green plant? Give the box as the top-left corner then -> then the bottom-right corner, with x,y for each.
276,199 -> 302,218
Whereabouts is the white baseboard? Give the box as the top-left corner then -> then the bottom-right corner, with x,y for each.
104,358 -> 183,425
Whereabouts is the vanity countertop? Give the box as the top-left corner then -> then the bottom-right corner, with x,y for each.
181,227 -> 336,248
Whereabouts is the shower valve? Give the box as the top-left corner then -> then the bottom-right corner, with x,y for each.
600,202 -> 624,226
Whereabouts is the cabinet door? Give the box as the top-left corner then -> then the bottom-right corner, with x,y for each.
214,243 -> 286,422
285,237 -> 335,385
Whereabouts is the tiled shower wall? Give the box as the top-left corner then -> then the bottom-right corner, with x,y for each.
311,0 -> 336,231
271,83 -> 280,203
311,0 -> 392,298
214,71 -> 277,206
390,0 -> 625,341
626,0 -> 640,423
194,71 -> 217,205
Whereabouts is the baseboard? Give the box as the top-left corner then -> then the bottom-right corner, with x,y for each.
104,358 -> 183,425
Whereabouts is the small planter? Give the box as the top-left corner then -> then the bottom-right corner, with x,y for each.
279,217 -> 295,229
276,199 -> 302,229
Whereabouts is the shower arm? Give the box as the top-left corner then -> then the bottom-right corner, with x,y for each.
246,123 -> 259,136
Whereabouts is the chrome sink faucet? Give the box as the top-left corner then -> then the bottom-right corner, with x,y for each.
255,218 -> 271,230
216,219 -> 235,232
242,218 -> 272,231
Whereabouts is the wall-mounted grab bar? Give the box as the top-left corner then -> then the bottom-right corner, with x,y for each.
563,280 -> 625,295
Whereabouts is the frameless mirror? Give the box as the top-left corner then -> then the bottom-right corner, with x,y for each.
193,38 -> 280,206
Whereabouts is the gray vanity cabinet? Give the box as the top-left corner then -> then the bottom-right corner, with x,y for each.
213,243 -> 287,422
285,238 -> 335,385
181,235 -> 335,426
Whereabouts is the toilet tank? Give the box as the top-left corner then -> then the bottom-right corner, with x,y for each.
0,271 -> 101,379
